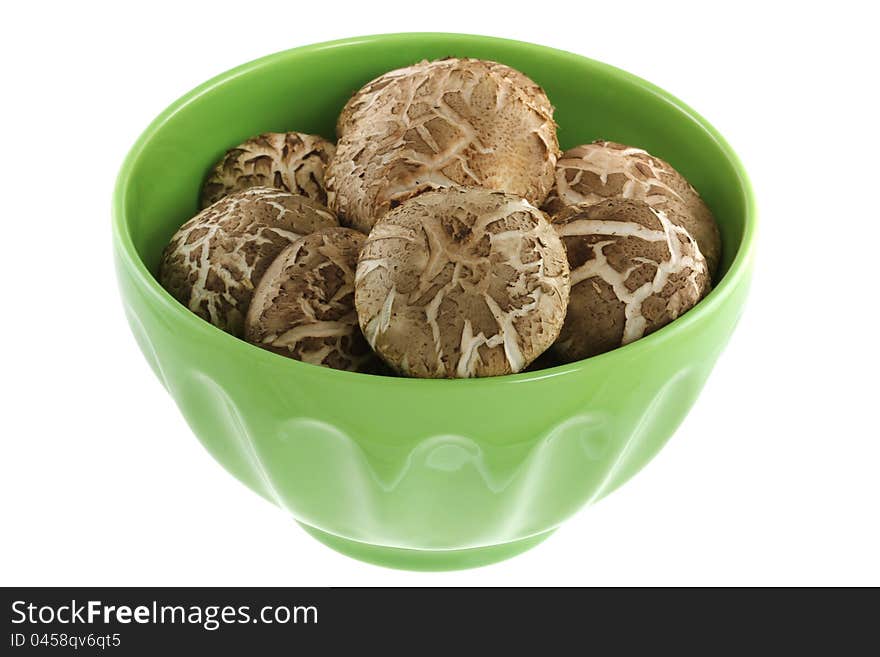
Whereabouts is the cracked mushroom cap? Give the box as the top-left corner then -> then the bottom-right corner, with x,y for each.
543,140 -> 721,275
328,58 -> 559,234
200,132 -> 336,209
335,59 -> 554,139
159,187 -> 338,337
552,198 -> 710,362
244,227 -> 379,372
355,187 -> 570,378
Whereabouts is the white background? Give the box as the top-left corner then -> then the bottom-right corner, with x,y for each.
2,1 -> 878,586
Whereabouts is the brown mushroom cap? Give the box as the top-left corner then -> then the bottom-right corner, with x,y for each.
328,58 -> 559,234
336,59 -> 555,139
355,187 -> 570,378
543,140 -> 721,275
159,187 -> 338,336
552,198 -> 710,362
244,227 -> 378,372
200,132 -> 336,209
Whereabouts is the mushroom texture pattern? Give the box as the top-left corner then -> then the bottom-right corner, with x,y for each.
200,132 -> 336,209
328,58 -> 559,234
355,188 -> 570,378
159,187 -> 338,337
544,140 -> 721,275
245,227 -> 378,373
552,198 -> 710,362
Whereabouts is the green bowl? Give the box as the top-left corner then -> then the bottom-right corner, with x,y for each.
113,33 -> 756,571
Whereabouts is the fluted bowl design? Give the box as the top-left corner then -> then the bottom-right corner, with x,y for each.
113,34 -> 756,570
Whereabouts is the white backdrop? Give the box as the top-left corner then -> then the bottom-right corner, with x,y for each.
2,1 -> 877,586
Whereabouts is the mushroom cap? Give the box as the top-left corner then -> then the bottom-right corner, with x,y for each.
355,187 -> 570,378
244,227 -> 379,372
328,58 -> 559,234
543,140 -> 721,275
200,132 -> 336,209
336,59 -> 554,139
552,198 -> 710,362
159,187 -> 338,336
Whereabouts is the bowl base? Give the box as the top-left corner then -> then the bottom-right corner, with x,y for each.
297,523 -> 556,571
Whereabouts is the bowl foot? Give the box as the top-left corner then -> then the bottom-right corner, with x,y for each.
297,523 -> 555,571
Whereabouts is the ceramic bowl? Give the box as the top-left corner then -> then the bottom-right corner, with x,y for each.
112,33 -> 756,570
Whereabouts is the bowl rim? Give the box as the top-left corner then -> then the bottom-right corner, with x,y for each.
112,32 -> 757,387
